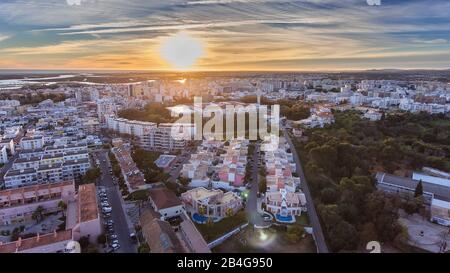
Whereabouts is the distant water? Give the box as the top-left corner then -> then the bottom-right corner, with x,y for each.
0,74 -> 93,90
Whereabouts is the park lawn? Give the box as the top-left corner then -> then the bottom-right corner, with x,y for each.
194,211 -> 248,243
296,213 -> 310,226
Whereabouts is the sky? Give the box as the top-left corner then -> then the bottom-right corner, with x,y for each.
0,0 -> 450,71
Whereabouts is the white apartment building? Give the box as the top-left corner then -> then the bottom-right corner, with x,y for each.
363,110 -> 383,121
19,136 -> 45,150
0,139 -> 15,156
106,116 -> 191,151
0,100 -> 20,107
3,126 -> 22,139
4,145 -> 90,189
0,146 -> 8,164
97,99 -> 117,123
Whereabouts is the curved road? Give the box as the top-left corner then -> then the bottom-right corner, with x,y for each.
283,128 -> 329,253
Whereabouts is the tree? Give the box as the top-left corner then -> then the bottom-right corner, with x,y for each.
58,201 -> 67,216
32,206 -> 45,223
81,168 -> 101,184
178,177 -> 190,186
97,233 -> 107,245
225,207 -> 234,217
320,188 -> 338,204
359,223 -> 378,245
259,178 -> 267,194
285,224 -> 304,243
78,236 -> 90,250
328,221 -> 358,252
318,204 -> 342,233
198,205 -> 207,215
414,180 -> 423,197
138,243 -> 150,253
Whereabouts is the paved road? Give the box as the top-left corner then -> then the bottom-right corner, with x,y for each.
245,142 -> 265,227
282,128 -> 329,253
0,154 -> 18,188
97,151 -> 137,253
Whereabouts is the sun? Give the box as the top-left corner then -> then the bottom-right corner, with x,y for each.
159,32 -> 204,71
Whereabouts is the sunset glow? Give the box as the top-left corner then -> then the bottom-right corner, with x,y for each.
159,32 -> 204,71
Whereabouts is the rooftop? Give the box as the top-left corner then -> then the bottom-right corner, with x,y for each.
0,229 -> 73,253
140,209 -> 185,253
78,183 -> 99,223
155,155 -> 177,168
376,172 -> 450,202
148,187 -> 182,210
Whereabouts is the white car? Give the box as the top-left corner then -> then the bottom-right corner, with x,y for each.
102,207 -> 112,213
111,243 -> 120,250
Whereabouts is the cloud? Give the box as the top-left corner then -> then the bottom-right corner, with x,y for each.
412,38 -> 447,44
0,34 -> 9,42
1,0 -> 450,70
66,0 -> 90,6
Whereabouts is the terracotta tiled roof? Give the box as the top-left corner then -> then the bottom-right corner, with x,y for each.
148,188 -> 181,210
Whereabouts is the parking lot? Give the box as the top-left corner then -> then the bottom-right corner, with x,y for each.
399,213 -> 449,253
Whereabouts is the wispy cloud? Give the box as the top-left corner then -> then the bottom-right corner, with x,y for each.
0,0 -> 450,70
412,38 -> 447,44
0,34 -> 9,42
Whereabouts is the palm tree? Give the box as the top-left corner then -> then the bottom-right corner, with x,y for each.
225,207 -> 234,217
58,201 -> 67,217
32,206 -> 45,223
198,205 -> 206,215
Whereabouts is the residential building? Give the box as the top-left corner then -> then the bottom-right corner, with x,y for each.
111,140 -> 146,191
19,136 -> 44,150
430,198 -> 450,226
106,116 -> 192,151
363,110 -> 383,121
0,146 -> 8,164
265,189 -> 307,218
0,139 -> 15,155
70,183 -> 102,243
0,181 -> 76,225
140,209 -> 186,253
181,187 -> 243,221
148,187 -> 184,220
0,230 -> 73,253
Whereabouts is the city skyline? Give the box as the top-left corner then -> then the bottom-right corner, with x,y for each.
0,0 -> 450,71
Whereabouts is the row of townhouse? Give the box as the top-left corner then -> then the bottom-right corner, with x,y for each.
181,147 -> 216,188
213,140 -> 249,190
3,144 -> 90,189
106,116 -> 193,151
180,140 -> 249,190
262,136 -> 306,221
111,139 -> 146,192
0,182 -> 102,252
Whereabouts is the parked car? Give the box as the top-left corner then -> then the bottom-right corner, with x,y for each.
102,207 -> 112,213
111,243 -> 120,250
